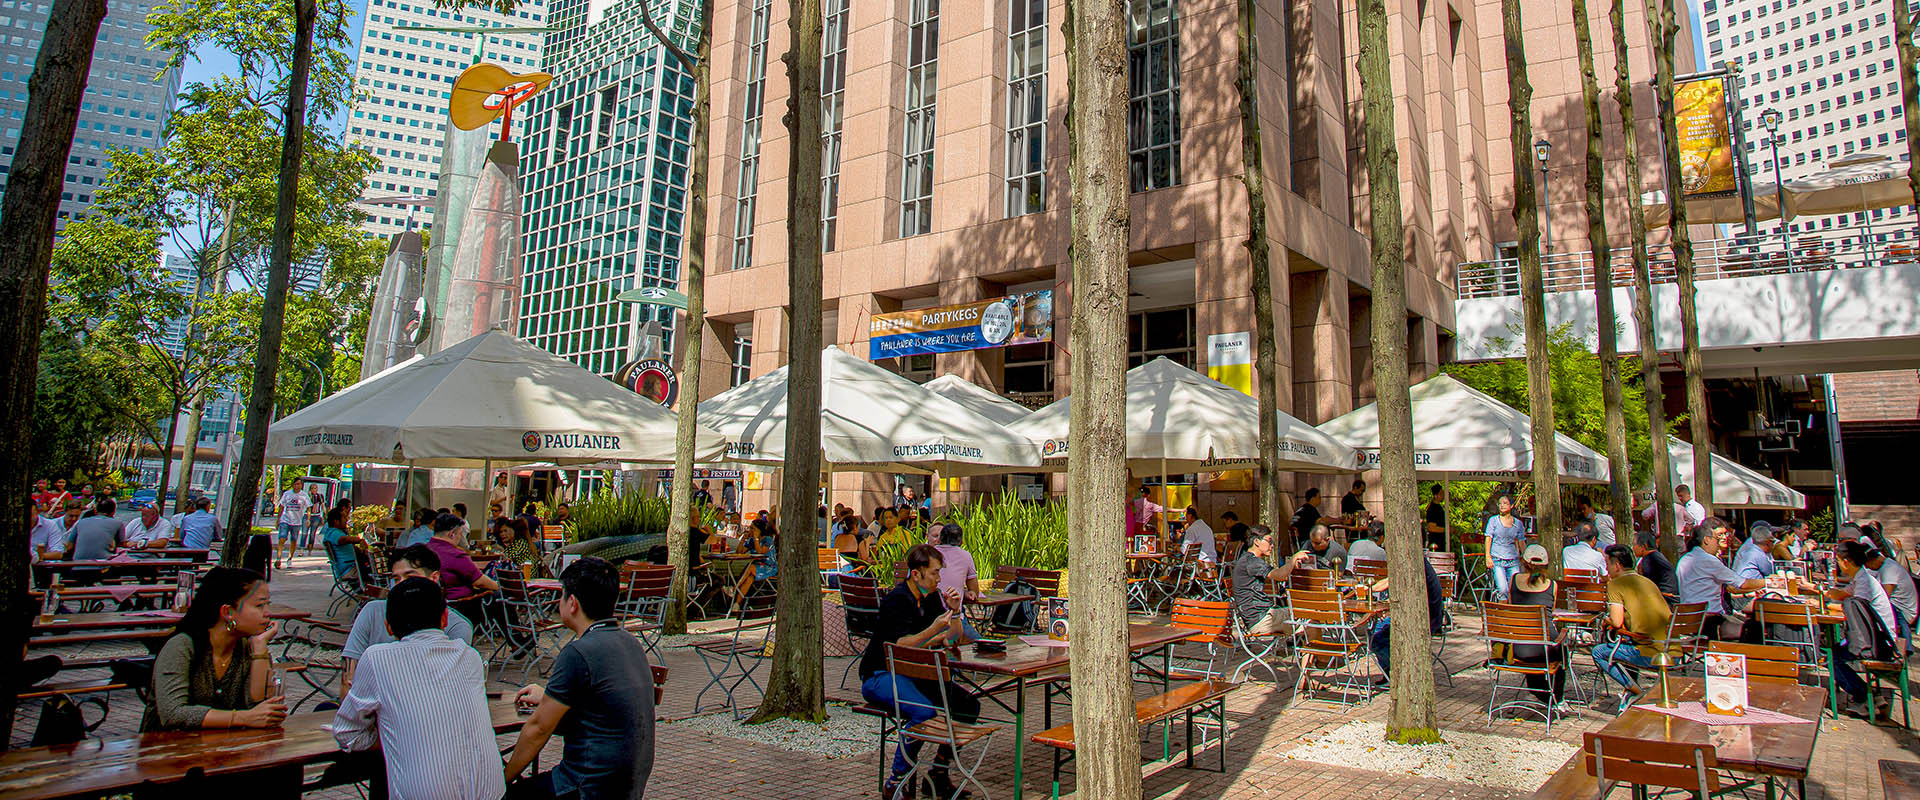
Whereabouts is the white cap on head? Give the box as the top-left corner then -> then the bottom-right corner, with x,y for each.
1522,544 -> 1549,565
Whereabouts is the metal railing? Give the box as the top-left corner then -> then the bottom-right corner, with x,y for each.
1456,221 -> 1920,299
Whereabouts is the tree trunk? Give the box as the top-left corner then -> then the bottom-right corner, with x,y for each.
749,0 -> 825,724
1357,0 -> 1434,743
637,0 -> 712,637
1648,0 -> 1708,510
172,203 -> 235,514
1898,0 -> 1920,209
151,378 -> 182,515
1614,0 -> 1675,557
222,0 -> 315,567
1237,0 -> 1282,534
1502,0 -> 1562,564
0,0 -> 107,745
1064,0 -> 1140,792
1573,0 -> 1631,519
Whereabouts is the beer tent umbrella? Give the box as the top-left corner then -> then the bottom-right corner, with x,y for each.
1653,437 -> 1805,510
923,373 -> 1035,425
1781,152 -> 1913,217
265,329 -> 728,468
1315,373 -> 1612,545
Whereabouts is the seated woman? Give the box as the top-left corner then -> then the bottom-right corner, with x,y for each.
1505,545 -> 1566,704
143,567 -> 288,731
492,516 -> 546,578
731,517 -> 780,599
826,514 -> 870,588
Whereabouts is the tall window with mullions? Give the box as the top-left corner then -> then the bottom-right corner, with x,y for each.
1127,0 -> 1181,192
1005,0 -> 1045,217
899,0 -> 939,237
731,0 -> 773,269
821,0 -> 851,250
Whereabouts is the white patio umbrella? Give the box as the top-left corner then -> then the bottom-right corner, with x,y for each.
265,329 -> 728,468
1315,374 -> 1611,484
1782,152 -> 1913,217
1655,437 -> 1805,510
922,374 -> 1034,426
697,346 -> 1043,477
1640,185 -> 1785,228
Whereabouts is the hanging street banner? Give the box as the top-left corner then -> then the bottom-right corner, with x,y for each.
869,290 -> 1054,360
1675,76 -> 1737,198
1206,331 -> 1253,396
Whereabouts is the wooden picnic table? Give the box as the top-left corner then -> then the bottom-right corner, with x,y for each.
41,559 -> 201,572
1531,678 -> 1826,798
944,623 -> 1199,800
0,699 -> 529,799
1881,759 -> 1920,800
33,604 -> 311,634
966,590 -> 1029,608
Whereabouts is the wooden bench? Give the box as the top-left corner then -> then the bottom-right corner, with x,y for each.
18,679 -> 128,702
1029,680 -> 1237,796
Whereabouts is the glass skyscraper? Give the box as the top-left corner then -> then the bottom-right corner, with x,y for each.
517,0 -> 696,376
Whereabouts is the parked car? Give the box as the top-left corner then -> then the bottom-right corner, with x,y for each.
128,488 -> 157,509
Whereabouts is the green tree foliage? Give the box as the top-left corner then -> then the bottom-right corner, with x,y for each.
1445,324 -> 1668,521
30,329 -> 164,481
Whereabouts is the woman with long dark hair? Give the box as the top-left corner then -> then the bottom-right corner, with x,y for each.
142,567 -> 287,731
493,516 -> 545,578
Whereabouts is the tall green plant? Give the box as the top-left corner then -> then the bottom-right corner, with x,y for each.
866,495 -> 1071,581
565,492 -> 671,544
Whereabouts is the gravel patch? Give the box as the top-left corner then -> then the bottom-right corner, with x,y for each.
662,703 -> 877,758
1279,720 -> 1574,793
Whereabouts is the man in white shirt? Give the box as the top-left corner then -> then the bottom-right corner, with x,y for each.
122,505 -> 175,550
1867,548 -> 1917,645
1574,496 -> 1616,547
1677,518 -> 1766,638
1826,540 -> 1899,717
275,486 -> 312,569
1179,506 -> 1218,564
1347,521 -> 1387,565
29,500 -> 80,563
1638,484 -> 1706,537
333,577 -> 502,800
1561,522 -> 1609,575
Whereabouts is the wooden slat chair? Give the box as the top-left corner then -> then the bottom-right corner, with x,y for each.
1707,641 -> 1802,685
617,565 -> 675,658
1288,568 -> 1336,593
1583,732 -> 1718,798
1561,568 -> 1605,587
1483,601 -> 1566,730
1862,656 -> 1913,729
1168,598 -> 1232,681
1349,558 -> 1388,585
692,591 -> 779,719
1752,599 -> 1837,718
882,644 -> 1001,800
837,574 -> 885,689
816,547 -> 841,574
1562,583 -> 1612,700
1018,568 -> 1063,598
1285,588 -> 1375,708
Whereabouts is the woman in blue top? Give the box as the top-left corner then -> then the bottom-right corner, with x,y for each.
1484,494 -> 1528,600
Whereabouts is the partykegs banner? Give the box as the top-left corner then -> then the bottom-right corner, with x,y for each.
869,290 -> 1054,359
1675,76 -> 1737,198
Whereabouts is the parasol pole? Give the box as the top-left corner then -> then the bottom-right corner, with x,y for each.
1160,455 -> 1170,551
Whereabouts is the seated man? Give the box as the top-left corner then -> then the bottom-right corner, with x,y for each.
1347,521 -> 1388,564
1179,506 -> 1218,564
176,496 -> 223,550
321,507 -> 366,585
1867,547 -> 1918,648
1827,540 -> 1900,718
1632,530 -> 1680,600
332,577 -> 502,800
427,513 -> 499,625
1591,544 -> 1671,711
340,545 -> 477,696
123,505 -> 176,550
1305,524 -> 1348,573
505,558 -> 657,799
1365,531 -> 1446,680
1676,518 -> 1765,638
1230,526 -> 1314,636
858,544 -> 978,798
1561,522 -> 1608,575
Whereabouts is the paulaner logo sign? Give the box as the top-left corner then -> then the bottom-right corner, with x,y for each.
893,443 -> 984,459
293,432 -> 355,447
521,431 -> 623,453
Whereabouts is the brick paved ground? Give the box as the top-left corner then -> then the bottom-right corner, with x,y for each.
14,554 -> 1920,798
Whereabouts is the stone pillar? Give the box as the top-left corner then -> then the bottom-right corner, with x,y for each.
1290,268 -> 1353,508
1408,316 -> 1440,383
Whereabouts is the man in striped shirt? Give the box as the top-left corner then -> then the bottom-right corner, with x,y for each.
332,577 -> 502,800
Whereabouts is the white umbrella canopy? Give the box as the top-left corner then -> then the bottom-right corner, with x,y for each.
922,374 -> 1034,426
697,346 -> 1044,475
266,329 -> 728,467
1782,152 -> 1914,217
1640,186 -> 1785,228
1657,437 -> 1805,510
1316,374 -> 1611,484
1005,357 -> 1361,475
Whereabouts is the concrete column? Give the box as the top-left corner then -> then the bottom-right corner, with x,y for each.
693,315 -> 733,402
1289,269 -> 1352,424
1408,315 -> 1440,383
1349,293 -> 1374,406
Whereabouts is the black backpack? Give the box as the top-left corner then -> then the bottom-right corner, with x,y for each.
992,579 -> 1039,631
30,694 -> 107,746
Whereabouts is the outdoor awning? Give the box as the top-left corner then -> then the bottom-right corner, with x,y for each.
1655,437 -> 1805,510
1640,186 -> 1785,228
1781,152 -> 1913,217
264,329 -> 728,467
1005,357 -> 1362,475
697,346 -> 1044,475
922,374 -> 1035,426
1315,374 -> 1611,484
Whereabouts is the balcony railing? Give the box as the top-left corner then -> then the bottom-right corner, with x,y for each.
1456,221 -> 1920,299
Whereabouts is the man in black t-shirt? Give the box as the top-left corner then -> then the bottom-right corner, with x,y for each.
1339,480 -> 1367,520
1423,484 -> 1449,551
505,558 -> 656,799
1291,488 -> 1323,546
860,544 -> 980,797
1632,530 -> 1680,600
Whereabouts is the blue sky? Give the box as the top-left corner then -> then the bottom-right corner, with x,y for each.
171,0 -> 368,133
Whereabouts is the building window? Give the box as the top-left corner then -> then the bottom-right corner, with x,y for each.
730,330 -> 753,388
898,0 -> 939,238
1127,306 -> 1194,368
821,0 -> 850,250
1005,0 -> 1046,217
1127,0 -> 1181,192
731,0 -> 773,269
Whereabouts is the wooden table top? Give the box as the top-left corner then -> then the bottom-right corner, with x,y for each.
30,584 -> 175,599
33,604 -> 311,633
1126,552 -> 1167,561
1880,759 -> 1920,800
708,552 -> 762,561
1530,677 -> 1825,797
947,624 -> 1198,678
0,700 -> 528,799
41,559 -> 200,570
966,591 -> 1029,608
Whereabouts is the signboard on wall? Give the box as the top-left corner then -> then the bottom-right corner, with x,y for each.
869,290 -> 1054,360
1206,332 -> 1253,396
1675,76 -> 1738,198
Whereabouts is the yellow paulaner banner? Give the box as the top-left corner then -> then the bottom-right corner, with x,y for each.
1675,77 -> 1737,198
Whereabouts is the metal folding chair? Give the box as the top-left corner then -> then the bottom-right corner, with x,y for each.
1483,601 -> 1567,730
1286,587 -> 1375,708
839,574 -> 885,689
490,567 -> 568,680
692,590 -> 779,719
617,564 -> 674,659
882,644 -> 1000,800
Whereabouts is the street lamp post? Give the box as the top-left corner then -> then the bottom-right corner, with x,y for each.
1759,108 -> 1787,254
1533,138 -> 1553,252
